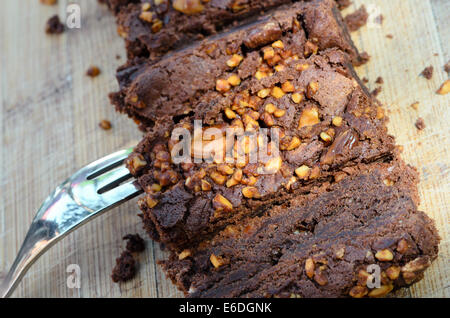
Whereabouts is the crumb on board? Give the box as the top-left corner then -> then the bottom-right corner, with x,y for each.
415,118 -> 425,130
123,234 -> 145,253
344,5 -> 368,32
45,15 -> 64,34
40,0 -> 57,5
111,251 -> 136,283
410,102 -> 419,110
437,80 -> 450,95
371,87 -> 382,97
336,0 -> 352,10
355,52 -> 370,66
420,66 -> 433,80
386,34 -> 393,39
444,61 -> 450,73
362,77 -> 369,83
376,77 -> 384,84
87,66 -> 101,77
99,119 -> 112,130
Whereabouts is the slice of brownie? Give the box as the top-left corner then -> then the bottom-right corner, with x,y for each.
125,46 -> 395,250
104,0 -> 357,62
110,0 -> 363,128
159,160 -> 440,297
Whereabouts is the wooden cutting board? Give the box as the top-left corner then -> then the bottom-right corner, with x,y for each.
0,0 -> 448,297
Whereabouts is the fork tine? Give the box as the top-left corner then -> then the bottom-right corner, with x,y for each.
94,165 -> 133,194
98,179 -> 142,209
85,147 -> 134,180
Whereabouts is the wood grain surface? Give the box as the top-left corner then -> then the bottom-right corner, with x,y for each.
0,0 -> 448,297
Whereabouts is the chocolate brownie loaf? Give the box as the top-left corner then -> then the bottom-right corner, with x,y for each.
110,0 -> 363,128
101,0 -> 357,62
160,160 -> 440,297
125,46 -> 395,250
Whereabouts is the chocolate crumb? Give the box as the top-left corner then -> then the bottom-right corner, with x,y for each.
87,66 -> 101,77
99,119 -> 112,130
123,234 -> 145,253
375,77 -> 384,84
386,34 -> 393,39
111,251 -> 136,283
40,0 -> 57,5
415,118 -> 425,130
116,54 -> 121,60
444,61 -> 450,73
371,87 -> 382,97
420,66 -> 433,80
344,5 -> 368,32
410,102 -> 419,110
45,15 -> 64,34
355,51 -> 370,66
335,0 -> 352,10
375,14 -> 384,25
362,77 -> 369,83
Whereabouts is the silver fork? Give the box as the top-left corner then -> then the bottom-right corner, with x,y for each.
0,147 -> 142,298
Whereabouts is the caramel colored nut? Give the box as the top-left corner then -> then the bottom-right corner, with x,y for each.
149,183 -> 162,193
368,285 -> 393,298
227,54 -> 244,68
255,71 -> 268,80
178,249 -> 191,260
332,116 -> 343,127
212,194 -> 233,212
127,154 -> 147,174
210,254 -> 226,268
437,79 -> 450,95
263,47 -> 275,60
273,108 -> 286,118
227,74 -> 241,86
383,179 -> 394,186
401,256 -> 431,278
396,239 -> 409,254
218,164 -> 234,175
271,87 -> 285,99
386,266 -> 401,280
274,64 -> 285,72
295,165 -> 310,180
320,132 -> 333,143
265,103 -> 276,114
201,180 -> 212,191
314,271 -> 328,286
211,171 -> 227,185
265,156 -> 282,174
241,175 -> 257,186
298,107 -> 320,128
272,40 -> 284,49
261,112 -> 275,127
151,19 -> 163,33
291,92 -> 303,104
305,258 -> 315,278
145,195 -> 159,208
224,107 -> 237,119
349,286 -> 368,298
286,136 -> 301,151
296,63 -> 310,72
281,81 -> 295,93
285,176 -> 297,190
139,11 -> 153,23
304,41 -> 318,57
258,88 -> 271,98
142,3 -> 151,11
335,247 -> 345,260
173,0 -> 205,14
375,249 -> 394,261
310,166 -> 320,179
216,79 -> 231,93
242,186 -> 261,199
306,81 -> 319,98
